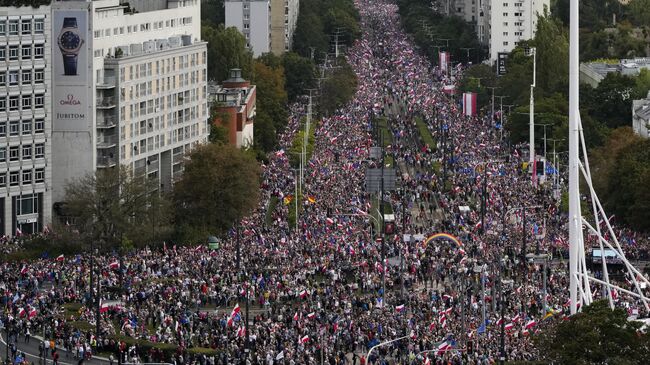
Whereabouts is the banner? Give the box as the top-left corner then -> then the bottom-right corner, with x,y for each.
462,92 -> 477,116
439,51 -> 449,73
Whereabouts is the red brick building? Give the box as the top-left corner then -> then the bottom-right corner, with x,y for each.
209,69 -> 256,147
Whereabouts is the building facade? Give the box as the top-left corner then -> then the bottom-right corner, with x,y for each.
479,0 -> 549,62
633,91 -> 650,139
269,0 -> 299,55
0,5 -> 52,235
52,0 -> 208,206
209,69 -> 256,148
225,0 -> 270,56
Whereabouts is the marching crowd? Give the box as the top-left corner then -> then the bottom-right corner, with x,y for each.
2,1 -> 650,365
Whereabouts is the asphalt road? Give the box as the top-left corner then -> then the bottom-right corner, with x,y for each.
0,332 -> 110,365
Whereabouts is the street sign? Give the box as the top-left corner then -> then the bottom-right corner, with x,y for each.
497,52 -> 508,76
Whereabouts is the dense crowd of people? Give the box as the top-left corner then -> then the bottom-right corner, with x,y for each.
2,0 -> 649,364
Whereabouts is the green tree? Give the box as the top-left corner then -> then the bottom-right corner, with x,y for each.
319,58 -> 358,115
591,72 -> 636,129
173,144 -> 260,241
533,14 -> 570,95
253,59 -> 289,134
458,64 -> 497,111
634,68 -> 650,98
628,0 -> 650,27
590,127 -> 642,201
282,52 -> 318,102
254,111 -> 278,152
63,166 -> 169,249
292,11 -> 329,60
536,301 -> 650,364
202,25 -> 253,82
201,0 -> 224,27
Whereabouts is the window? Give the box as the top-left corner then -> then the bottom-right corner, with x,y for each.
34,168 -> 44,183
0,122 -> 5,136
515,2 -> 522,6
9,96 -> 19,111
514,31 -> 522,36
9,146 -> 19,161
0,173 -> 5,188
503,22 -> 508,26
35,143 -> 44,158
502,12 -> 508,16
503,32 -> 508,36
9,45 -> 18,60
9,20 -> 18,35
17,193 -> 37,214
22,145 -> 31,160
0,20 -> 5,35
514,22 -> 522,26
0,46 -> 5,61
21,70 -> 31,84
0,147 -> 5,162
0,97 -> 5,112
21,120 -> 31,135
503,41 -> 509,46
34,94 -> 44,108
94,30 -> 101,38
22,95 -> 31,110
22,170 -> 32,184
21,45 -> 31,60
9,171 -> 19,186
34,69 -> 44,83
514,12 -> 521,16
503,2 -> 508,6
21,19 -> 31,35
8,70 -> 18,85
34,119 -> 44,134
34,44 -> 44,59
34,19 -> 44,34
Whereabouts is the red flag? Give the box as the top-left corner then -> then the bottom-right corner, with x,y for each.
109,261 -> 119,269
300,335 -> 309,344
56,254 -> 64,262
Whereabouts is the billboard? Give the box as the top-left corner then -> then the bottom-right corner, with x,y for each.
462,92 -> 476,116
497,52 -> 508,76
52,9 -> 90,130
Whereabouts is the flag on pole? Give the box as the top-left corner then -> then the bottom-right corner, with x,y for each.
395,304 -> 405,313
20,265 -> 28,275
299,289 -> 308,299
307,312 -> 316,320
56,254 -> 64,262
300,335 -> 310,344
525,319 -> 536,329
504,323 -> 514,331
293,312 -> 299,321
462,92 -> 477,116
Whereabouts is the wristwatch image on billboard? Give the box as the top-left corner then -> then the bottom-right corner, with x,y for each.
57,17 -> 84,76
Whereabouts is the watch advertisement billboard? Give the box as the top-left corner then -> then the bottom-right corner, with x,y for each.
52,9 -> 90,129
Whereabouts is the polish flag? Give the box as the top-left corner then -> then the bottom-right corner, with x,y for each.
525,320 -> 536,329
325,217 -> 335,225
300,290 -> 308,299
56,254 -> 64,262
512,314 -> 521,323
109,261 -> 120,269
237,326 -> 246,337
444,307 -> 453,315
18,308 -> 27,317
428,322 -> 436,331
15,227 -> 23,236
28,307 -> 37,319
293,312 -> 299,321
424,356 -> 431,365
436,341 -> 450,355
442,294 -> 452,301
275,149 -> 285,157
20,265 -> 28,275
522,328 -> 530,336
307,312 -> 316,320
496,317 -> 504,326
395,304 -> 405,312
300,335 -> 310,344
409,330 -> 417,340
100,303 -> 110,313
333,321 -> 339,332
504,323 -> 514,331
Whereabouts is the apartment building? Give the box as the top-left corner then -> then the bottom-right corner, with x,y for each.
478,0 -> 548,62
51,0 -> 209,207
226,0 -> 298,56
0,5 -> 52,235
209,69 -> 256,148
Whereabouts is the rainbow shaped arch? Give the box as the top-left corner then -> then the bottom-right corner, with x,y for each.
423,233 -> 464,250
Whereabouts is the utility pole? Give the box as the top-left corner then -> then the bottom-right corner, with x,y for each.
380,133 -> 386,303
486,87 -> 500,125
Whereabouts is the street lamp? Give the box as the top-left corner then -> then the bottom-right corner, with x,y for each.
366,335 -> 410,363
525,47 -> 537,169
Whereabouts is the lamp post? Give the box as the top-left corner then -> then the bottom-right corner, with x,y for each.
366,335 -> 410,363
526,47 -> 537,169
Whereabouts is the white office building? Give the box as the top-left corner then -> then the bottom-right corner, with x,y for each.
51,0 -> 209,207
478,0 -> 549,62
0,5 -> 52,236
270,0 -> 299,55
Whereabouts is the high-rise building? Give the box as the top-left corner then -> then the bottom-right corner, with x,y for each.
479,0 -> 549,62
225,0 -> 270,56
51,0 -> 209,208
270,0 -> 299,55
225,0 -> 298,56
0,4 -> 52,235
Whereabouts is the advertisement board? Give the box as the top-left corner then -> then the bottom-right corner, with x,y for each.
52,9 -> 90,130
497,52 -> 508,76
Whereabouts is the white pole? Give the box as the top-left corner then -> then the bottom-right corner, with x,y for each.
366,335 -> 410,362
569,0 -> 580,315
529,48 -> 536,167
